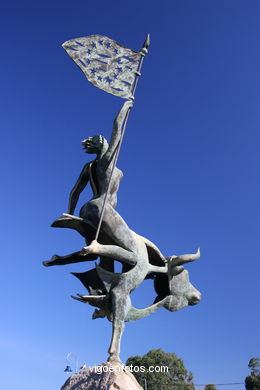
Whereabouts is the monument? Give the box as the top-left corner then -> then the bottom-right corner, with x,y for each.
43,34 -> 201,390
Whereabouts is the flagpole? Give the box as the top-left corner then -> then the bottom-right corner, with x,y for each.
94,34 -> 150,241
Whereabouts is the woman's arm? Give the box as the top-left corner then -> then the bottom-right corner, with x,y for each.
104,100 -> 133,160
68,163 -> 90,214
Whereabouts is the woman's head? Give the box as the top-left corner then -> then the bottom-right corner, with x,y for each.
82,135 -> 108,155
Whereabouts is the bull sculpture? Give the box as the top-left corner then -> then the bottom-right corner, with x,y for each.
43,100 -> 201,363
71,234 -> 201,362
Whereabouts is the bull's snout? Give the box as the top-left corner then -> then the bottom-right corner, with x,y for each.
188,290 -> 201,306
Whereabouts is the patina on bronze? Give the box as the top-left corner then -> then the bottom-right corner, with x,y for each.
43,34 -> 201,363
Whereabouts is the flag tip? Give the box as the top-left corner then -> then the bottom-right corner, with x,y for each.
143,33 -> 150,49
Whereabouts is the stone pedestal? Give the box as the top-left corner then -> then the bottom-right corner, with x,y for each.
60,362 -> 143,390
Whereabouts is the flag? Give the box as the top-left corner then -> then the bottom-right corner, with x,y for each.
62,35 -> 142,99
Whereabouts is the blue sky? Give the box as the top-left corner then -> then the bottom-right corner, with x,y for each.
1,0 -> 259,389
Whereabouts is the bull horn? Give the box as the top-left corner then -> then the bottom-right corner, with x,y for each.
171,247 -> 200,266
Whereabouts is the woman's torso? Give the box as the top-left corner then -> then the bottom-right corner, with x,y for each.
88,158 -> 123,208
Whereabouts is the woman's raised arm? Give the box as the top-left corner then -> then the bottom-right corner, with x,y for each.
105,100 -> 133,161
68,163 -> 90,215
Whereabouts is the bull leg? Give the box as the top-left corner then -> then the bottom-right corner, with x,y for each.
43,250 -> 98,267
149,264 -> 185,277
107,290 -> 130,362
149,264 -> 168,273
108,319 -> 125,363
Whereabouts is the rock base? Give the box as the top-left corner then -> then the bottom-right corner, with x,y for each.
60,362 -> 143,390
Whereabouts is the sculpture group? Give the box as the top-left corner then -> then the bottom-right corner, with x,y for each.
43,34 -> 201,363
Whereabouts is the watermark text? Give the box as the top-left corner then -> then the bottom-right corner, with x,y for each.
88,363 -> 169,375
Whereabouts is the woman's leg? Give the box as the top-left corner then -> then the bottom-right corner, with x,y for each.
81,240 -> 137,265
79,200 -> 142,265
99,204 -> 139,252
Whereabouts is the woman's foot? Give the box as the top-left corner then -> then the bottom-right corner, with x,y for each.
80,240 -> 101,256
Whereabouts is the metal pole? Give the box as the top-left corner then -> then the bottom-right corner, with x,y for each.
94,34 -> 150,241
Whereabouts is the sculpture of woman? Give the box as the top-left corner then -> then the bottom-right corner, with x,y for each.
44,99 -> 146,267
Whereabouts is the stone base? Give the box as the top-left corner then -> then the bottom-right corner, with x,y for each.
60,362 -> 143,390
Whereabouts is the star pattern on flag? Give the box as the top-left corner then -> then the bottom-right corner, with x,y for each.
62,35 -> 141,99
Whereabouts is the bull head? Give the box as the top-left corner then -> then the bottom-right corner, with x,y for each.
163,248 -> 201,312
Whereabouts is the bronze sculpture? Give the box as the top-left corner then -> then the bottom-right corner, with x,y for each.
43,34 -> 201,363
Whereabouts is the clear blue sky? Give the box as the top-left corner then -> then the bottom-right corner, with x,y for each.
1,1 -> 259,389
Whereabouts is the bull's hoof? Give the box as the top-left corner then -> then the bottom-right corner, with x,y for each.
42,254 -> 60,267
92,309 -> 106,319
107,354 -> 122,364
